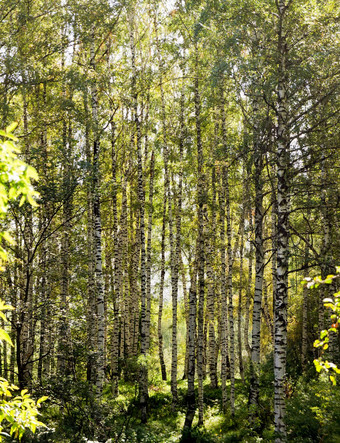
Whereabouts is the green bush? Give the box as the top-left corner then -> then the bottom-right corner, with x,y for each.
286,377 -> 340,442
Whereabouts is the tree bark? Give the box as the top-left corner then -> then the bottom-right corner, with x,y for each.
274,2 -> 290,438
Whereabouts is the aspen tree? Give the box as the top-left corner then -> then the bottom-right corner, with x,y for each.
244,183 -> 253,358
90,35 -> 106,395
128,7 -> 148,422
154,9 -> 178,403
145,150 -> 155,353
237,206 -> 245,381
194,42 -> 206,426
274,0 -> 290,438
219,167 -> 228,411
111,121 -> 120,396
249,104 -> 265,411
57,51 -> 73,376
84,88 -> 96,385
157,190 -> 167,381
302,241 -> 309,370
207,167 -> 218,388
220,88 -> 235,414
183,257 -> 197,430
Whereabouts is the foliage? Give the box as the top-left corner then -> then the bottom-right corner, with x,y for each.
303,267 -> 340,385
0,381 -> 47,441
0,124 -> 38,267
286,378 -> 340,442
0,127 -> 45,441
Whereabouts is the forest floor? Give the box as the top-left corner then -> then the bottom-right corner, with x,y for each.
31,377 -> 278,442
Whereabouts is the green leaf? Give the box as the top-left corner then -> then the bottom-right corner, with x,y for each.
320,330 -> 328,339
5,123 -> 18,134
19,196 -> 25,207
37,396 -> 48,405
314,359 -> 322,372
0,329 -> 13,346
2,232 -> 14,245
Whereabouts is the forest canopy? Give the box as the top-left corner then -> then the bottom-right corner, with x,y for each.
0,0 -> 339,441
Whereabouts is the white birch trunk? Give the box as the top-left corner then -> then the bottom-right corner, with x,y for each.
274,2 -> 290,438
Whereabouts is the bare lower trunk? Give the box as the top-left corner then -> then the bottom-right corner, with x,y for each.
219,169 -> 228,411
158,195 -> 167,381
249,125 -> 264,412
183,263 -> 197,431
301,242 -> 309,371
237,212 -> 244,381
208,168 -> 218,389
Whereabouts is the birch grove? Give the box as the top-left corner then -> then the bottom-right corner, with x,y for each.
0,0 -> 339,441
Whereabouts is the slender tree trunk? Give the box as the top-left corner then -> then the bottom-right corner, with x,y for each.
238,211 -> 245,381
244,212 -> 253,362
90,37 -> 106,395
111,121 -> 120,396
207,168 -> 218,388
219,168 -> 228,411
154,12 -> 178,403
302,241 -> 309,371
274,2 -> 290,438
249,123 -> 264,412
220,87 -> 235,415
225,168 -> 235,415
183,262 -> 197,431
84,88 -> 96,385
145,153 -> 155,354
128,10 -> 148,422
57,103 -> 73,377
195,44 -> 206,426
158,189 -> 167,381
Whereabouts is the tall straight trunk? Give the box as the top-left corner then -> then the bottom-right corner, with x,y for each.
207,168 -> 218,388
158,189 -> 167,381
19,88 -> 34,389
90,37 -> 106,395
154,12 -> 178,403
238,212 -> 245,381
245,205 -> 254,358
57,101 -> 73,377
111,122 -> 120,396
274,1 -> 290,439
219,169 -> 228,411
145,154 -> 154,353
84,88 -> 96,385
38,236 -> 47,383
183,261 -> 197,430
38,100 -> 49,384
319,154 -> 332,340
172,135 -> 183,396
249,123 -> 264,411
9,264 -> 17,383
225,168 -> 235,415
301,241 -> 309,371
182,257 -> 189,380
195,44 -> 205,426
271,191 -> 277,321
128,10 -> 148,422
120,176 -> 129,362
220,87 -> 235,414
